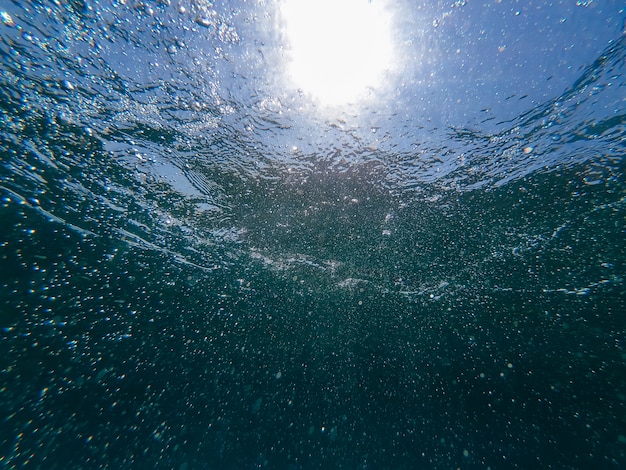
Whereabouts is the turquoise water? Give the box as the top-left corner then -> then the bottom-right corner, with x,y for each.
1,1 -> 625,468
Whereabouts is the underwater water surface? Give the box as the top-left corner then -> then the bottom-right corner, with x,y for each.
1,0 -> 625,468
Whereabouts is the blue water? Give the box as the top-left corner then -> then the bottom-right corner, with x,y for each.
1,1 -> 625,468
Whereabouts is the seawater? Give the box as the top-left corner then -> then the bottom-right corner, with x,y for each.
0,2 -> 624,469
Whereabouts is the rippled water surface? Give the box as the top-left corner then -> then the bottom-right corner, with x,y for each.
1,1 -> 625,468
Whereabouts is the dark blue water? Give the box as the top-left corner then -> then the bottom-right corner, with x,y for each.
1,1 -> 625,468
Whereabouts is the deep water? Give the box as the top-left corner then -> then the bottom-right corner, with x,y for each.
1,1 -> 625,469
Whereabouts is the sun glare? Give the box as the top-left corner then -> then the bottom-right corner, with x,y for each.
280,0 -> 395,107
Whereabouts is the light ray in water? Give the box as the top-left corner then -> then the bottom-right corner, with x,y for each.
280,0 -> 396,107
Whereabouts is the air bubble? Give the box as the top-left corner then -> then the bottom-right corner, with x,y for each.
1,11 -> 15,27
